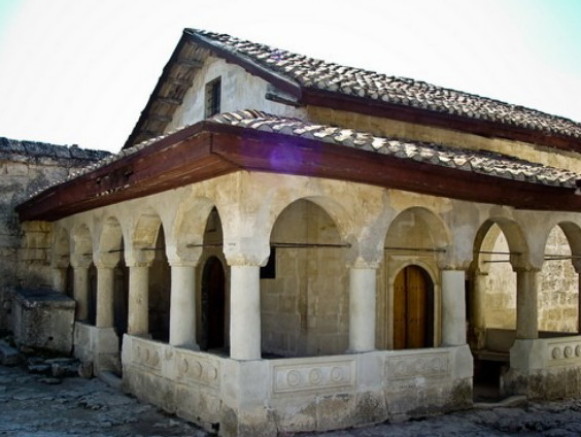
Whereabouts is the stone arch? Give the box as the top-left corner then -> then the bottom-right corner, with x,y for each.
473,218 -> 529,270
468,218 -> 528,355
174,197 -> 229,350
132,209 -> 163,252
172,197 -> 218,263
385,207 -> 451,252
378,207 -> 448,350
99,216 -> 124,265
98,216 -> 129,343
263,198 -> 349,357
538,222 -> 581,333
556,221 -> 581,259
71,223 -> 93,264
266,194 -> 353,247
132,209 -> 171,341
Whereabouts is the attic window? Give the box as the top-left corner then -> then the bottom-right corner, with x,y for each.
205,77 -> 221,117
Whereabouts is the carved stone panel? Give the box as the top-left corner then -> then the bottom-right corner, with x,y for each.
175,349 -> 221,391
272,358 -> 355,395
386,351 -> 450,381
547,337 -> 581,367
132,338 -> 162,371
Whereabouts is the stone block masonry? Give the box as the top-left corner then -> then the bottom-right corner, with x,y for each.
0,137 -> 110,331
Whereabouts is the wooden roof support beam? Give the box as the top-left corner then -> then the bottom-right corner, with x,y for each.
149,114 -> 172,123
157,97 -> 183,106
176,58 -> 203,68
169,76 -> 192,86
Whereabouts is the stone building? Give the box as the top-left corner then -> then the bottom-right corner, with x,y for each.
13,29 -> 581,436
0,138 -> 108,352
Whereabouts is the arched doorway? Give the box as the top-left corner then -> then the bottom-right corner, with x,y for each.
393,265 -> 434,349
113,254 -> 129,348
201,256 -> 226,351
148,227 -> 171,342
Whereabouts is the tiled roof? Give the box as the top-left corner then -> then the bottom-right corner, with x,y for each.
210,110 -> 580,188
25,110 -> 580,203
190,29 -> 581,141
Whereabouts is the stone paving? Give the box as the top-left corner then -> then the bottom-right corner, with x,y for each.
0,364 -> 205,437
4,360 -> 581,436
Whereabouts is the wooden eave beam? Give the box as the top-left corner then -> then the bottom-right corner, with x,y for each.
17,126 -> 238,221
301,88 -> 581,154
18,122 -> 581,222
208,126 -> 581,212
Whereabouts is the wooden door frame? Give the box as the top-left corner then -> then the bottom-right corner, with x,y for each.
383,259 -> 440,349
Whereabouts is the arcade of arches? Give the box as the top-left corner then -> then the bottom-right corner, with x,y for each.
37,171 -> 581,434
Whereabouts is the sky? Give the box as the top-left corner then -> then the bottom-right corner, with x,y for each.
0,0 -> 580,153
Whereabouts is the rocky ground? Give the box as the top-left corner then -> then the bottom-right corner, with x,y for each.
3,337 -> 581,436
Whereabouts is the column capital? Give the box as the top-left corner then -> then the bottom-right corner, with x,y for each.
165,243 -> 202,268
70,257 -> 92,269
438,244 -> 472,271
345,236 -> 383,271
346,259 -> 380,270
94,260 -> 118,270
439,265 -> 468,272
168,259 -> 199,268
223,238 -> 269,267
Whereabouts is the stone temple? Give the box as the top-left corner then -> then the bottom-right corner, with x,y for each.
4,29 -> 581,436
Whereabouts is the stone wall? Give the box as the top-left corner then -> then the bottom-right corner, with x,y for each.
0,137 -> 109,331
480,224 -> 579,333
167,56 -> 304,133
261,199 -> 348,357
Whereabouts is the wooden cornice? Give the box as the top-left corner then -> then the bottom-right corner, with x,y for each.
18,122 -> 581,222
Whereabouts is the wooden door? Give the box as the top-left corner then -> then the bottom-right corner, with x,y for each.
393,265 -> 433,349
202,257 -> 226,350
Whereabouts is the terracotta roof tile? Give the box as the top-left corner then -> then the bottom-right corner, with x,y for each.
191,30 -> 581,141
210,110 -> 580,188
26,110 -> 581,201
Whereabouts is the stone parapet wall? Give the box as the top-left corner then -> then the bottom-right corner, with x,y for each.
121,335 -> 473,436
0,136 -> 109,331
504,337 -> 581,399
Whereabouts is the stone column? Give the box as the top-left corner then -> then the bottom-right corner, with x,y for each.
348,266 -> 377,352
127,264 -> 149,336
441,269 -> 467,346
515,268 -> 539,339
230,264 -> 261,360
96,264 -> 115,328
169,264 -> 198,347
73,265 -> 90,321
